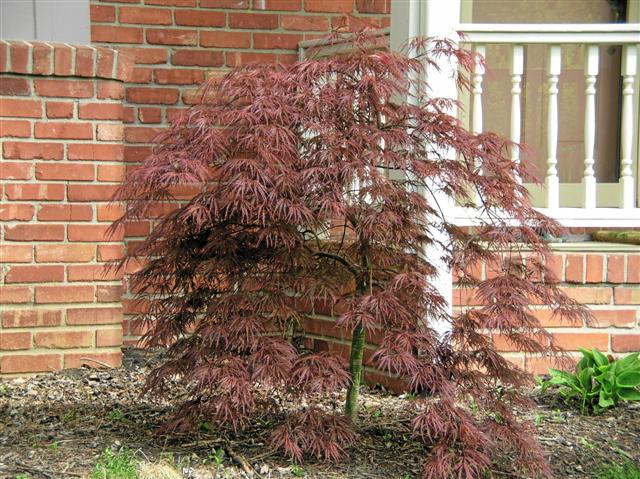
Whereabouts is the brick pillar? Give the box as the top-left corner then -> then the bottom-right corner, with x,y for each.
0,40 -> 133,375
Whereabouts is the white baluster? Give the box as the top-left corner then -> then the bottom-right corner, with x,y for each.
545,45 -> 561,209
472,45 -> 485,205
582,45 -> 599,209
510,45 -> 524,184
620,45 -> 637,209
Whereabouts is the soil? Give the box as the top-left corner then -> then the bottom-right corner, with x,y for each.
1,348 -> 638,479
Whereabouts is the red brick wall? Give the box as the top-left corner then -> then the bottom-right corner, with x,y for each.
0,41 -> 133,374
87,0 -> 391,342
301,249 -> 640,389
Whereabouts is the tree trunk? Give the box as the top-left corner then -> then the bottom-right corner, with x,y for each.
345,321 -> 365,420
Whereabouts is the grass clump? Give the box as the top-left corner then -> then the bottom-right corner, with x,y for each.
596,461 -> 640,479
91,447 -> 138,479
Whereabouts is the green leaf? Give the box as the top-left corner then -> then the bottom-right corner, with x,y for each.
598,390 -> 615,408
618,387 -> 640,401
617,371 -> 640,388
615,352 -> 639,371
591,349 -> 609,367
578,368 -> 594,392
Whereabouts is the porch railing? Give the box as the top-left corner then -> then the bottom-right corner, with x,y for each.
299,24 -> 640,228
456,24 -> 640,227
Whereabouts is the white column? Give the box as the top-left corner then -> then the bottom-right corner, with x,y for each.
390,0 -> 461,333
472,45 -> 485,205
582,45 -> 598,210
511,45 -> 524,184
545,45 -> 561,209
620,45 -> 637,209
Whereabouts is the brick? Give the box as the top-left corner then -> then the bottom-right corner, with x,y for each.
92,25 -> 143,44
614,287 -> 640,305
97,203 -> 125,222
96,328 -> 124,347
0,354 -> 61,373
591,309 -> 637,328
138,107 -> 162,123
68,143 -> 123,161
97,164 -> 125,182
96,284 -> 123,302
1,310 -> 61,328
175,9 -> 225,26
255,0 -> 301,10
5,183 -> 64,200
305,0 -> 352,12
565,254 -> 584,283
0,332 -> 31,350
125,126 -> 164,143
126,87 -> 179,104
91,4 -> 116,22
74,47 -> 96,77
0,203 -> 34,221
0,286 -> 33,304
154,68 -> 205,84
253,33 -> 304,50
199,31 -> 251,48
5,265 -> 65,283
552,332 -> 609,351
36,163 -> 95,181
200,0 -> 247,6
68,224 -> 122,242
36,244 -> 95,263
97,123 -> 124,141
53,44 -> 73,76
585,254 -> 604,283
3,141 -> 64,160
532,309 -> 582,327
0,77 -> 31,95
146,29 -> 197,46
131,67 -> 153,83
38,204 -> 93,222
226,51 -> 278,67
356,0 -> 390,13
35,285 -> 95,303
118,47 -> 168,64
97,81 -> 125,100
79,103 -> 123,120
68,265 -> 123,282
171,50 -> 224,67
34,79 -> 94,98
0,162 -> 32,180
628,255 -> 640,283
94,48 -> 115,78
67,307 -> 123,325
5,224 -> 65,241
123,106 -> 136,123
0,119 -> 30,137
67,184 -> 119,201
124,145 -> 152,162
97,245 -> 126,262
0,98 -> 42,118
0,245 -> 33,263
9,42 -> 30,73
32,43 -> 53,75
120,6 -> 172,24
612,334 -> 640,353
35,122 -> 93,140
607,254 -> 625,283
64,352 -> 122,369
560,286 -> 612,305
281,15 -> 330,32
146,0 -> 196,5
46,101 -> 74,119
228,13 -> 278,29
35,331 -> 93,349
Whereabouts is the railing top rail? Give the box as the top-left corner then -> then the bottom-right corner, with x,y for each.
459,23 -> 640,44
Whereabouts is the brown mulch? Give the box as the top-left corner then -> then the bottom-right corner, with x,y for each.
0,348 -> 638,479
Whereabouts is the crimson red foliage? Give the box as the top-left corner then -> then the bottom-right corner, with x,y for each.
114,33 -> 588,478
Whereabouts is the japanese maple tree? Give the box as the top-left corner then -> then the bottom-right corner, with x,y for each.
114,33 -> 587,478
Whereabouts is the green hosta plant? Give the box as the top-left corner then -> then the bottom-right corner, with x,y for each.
540,349 -> 640,414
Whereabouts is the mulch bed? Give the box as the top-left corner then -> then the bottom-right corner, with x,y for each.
1,348 -> 638,479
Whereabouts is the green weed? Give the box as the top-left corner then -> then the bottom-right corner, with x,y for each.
595,461 -> 640,479
91,447 -> 138,479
